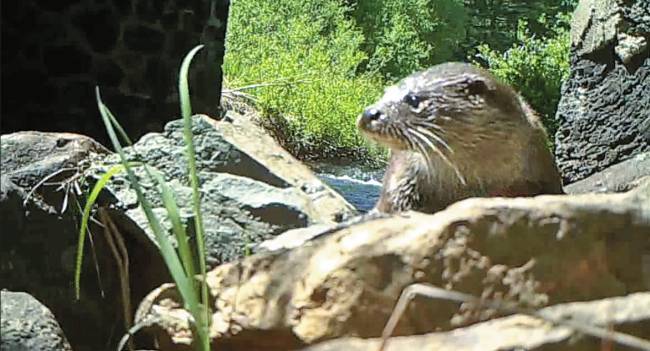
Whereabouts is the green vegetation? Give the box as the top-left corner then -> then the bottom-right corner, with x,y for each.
224,0 -> 383,159
475,14 -> 571,139
351,0 -> 466,81
77,46 -> 211,350
462,0 -> 577,54
224,0 -> 577,160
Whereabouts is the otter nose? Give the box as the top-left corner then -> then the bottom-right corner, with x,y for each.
362,108 -> 382,121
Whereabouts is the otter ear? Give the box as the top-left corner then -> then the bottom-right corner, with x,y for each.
465,75 -> 493,95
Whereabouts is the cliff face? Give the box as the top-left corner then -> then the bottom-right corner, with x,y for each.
554,0 -> 650,184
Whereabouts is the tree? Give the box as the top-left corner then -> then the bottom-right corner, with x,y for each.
351,0 -> 467,81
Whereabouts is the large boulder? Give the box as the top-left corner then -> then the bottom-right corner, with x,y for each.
304,292 -> 650,351
0,132 -> 122,351
91,113 -> 355,266
0,113 -> 354,350
555,0 -> 650,184
1,291 -> 73,351
134,180 -> 650,350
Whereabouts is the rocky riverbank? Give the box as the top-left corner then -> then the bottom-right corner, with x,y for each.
1,0 -> 649,350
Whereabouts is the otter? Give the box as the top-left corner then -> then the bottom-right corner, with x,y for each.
358,62 -> 563,214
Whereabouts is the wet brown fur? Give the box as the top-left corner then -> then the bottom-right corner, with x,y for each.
357,63 -> 563,214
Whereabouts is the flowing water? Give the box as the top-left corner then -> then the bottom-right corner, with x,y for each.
308,161 -> 384,213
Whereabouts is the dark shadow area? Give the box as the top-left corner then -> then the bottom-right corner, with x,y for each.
1,0 -> 229,146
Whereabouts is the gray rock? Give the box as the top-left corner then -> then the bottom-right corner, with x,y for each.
1,131 -> 108,188
256,224 -> 334,252
0,132 -> 137,351
555,0 -> 650,184
203,173 -> 310,228
616,33 -> 648,64
1,291 -> 72,351
304,292 -> 650,351
570,0 -> 620,57
565,152 -> 650,193
0,115 -> 354,350
92,114 -> 355,266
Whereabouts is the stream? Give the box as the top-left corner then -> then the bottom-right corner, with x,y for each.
308,161 -> 384,213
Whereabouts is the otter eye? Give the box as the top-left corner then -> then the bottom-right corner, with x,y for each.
403,94 -> 421,108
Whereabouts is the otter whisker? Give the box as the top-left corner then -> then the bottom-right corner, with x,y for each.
395,124 -> 417,149
407,130 -> 436,179
402,130 -> 417,150
409,128 -> 462,186
408,127 -> 443,157
408,128 -> 466,185
417,120 -> 446,133
408,128 -> 445,167
413,125 -> 453,154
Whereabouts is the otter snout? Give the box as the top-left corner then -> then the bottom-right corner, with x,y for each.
362,107 -> 382,121
357,107 -> 384,130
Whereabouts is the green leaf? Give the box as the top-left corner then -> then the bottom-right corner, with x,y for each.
74,164 -> 126,299
95,88 -> 203,344
147,167 -> 197,282
178,44 -> 211,351
179,45 -> 204,122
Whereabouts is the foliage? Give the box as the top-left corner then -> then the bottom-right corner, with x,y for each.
224,0 -> 578,159
461,0 -> 578,55
474,14 -> 571,139
350,0 -> 467,81
75,164 -> 131,300
78,46 -> 211,350
224,0 -> 384,158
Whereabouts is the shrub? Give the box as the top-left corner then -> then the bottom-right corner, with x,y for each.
462,0 -> 577,55
474,14 -> 571,140
224,0 -> 384,159
351,0 -> 467,81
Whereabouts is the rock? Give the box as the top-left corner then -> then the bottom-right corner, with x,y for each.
570,0 -> 620,57
0,132 -> 155,351
93,57 -> 125,87
565,152 -> 650,194
92,114 -> 355,266
1,116 -> 353,350
216,115 -> 357,222
304,292 -> 650,351
1,131 -> 108,187
1,290 -> 73,351
555,0 -> 650,184
256,224 -> 335,252
616,33 -> 648,65
135,180 -> 650,350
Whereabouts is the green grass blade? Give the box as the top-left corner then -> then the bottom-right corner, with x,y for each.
95,88 -> 203,341
179,44 -> 211,350
74,164 -> 125,300
179,44 -> 204,122
147,166 -> 197,281
105,107 -> 133,146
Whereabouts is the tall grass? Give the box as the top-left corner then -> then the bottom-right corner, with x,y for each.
75,45 -> 211,350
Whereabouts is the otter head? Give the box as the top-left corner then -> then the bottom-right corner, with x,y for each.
357,62 -> 525,159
